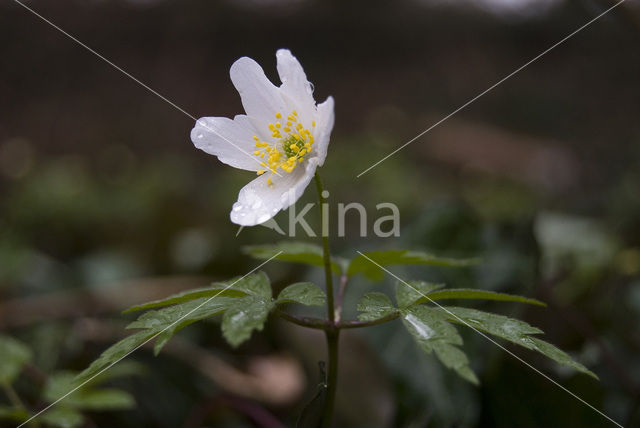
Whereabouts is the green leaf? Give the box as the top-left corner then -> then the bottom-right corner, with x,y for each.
439,307 -> 597,378
221,296 -> 274,348
356,293 -> 398,322
276,282 -> 326,307
41,407 -> 84,428
525,337 -> 597,379
44,372 -> 135,411
0,406 -> 29,423
78,297 -> 236,381
123,271 -> 270,313
395,280 -> 445,308
76,331 -> 152,382
126,296 -> 238,355
438,307 -> 543,341
80,273 -> 275,381
401,305 -> 478,384
123,286 -> 247,313
348,250 -> 478,280
418,289 -> 546,307
125,297 -> 237,331
244,241 -> 343,274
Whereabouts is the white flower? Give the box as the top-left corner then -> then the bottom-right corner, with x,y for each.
190,49 -> 335,226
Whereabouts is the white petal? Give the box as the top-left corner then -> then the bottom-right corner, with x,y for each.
230,158 -> 320,226
230,57 -> 287,131
191,115 -> 263,171
276,49 -> 316,124
313,96 -> 335,166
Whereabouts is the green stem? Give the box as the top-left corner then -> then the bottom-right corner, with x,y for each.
314,172 -> 335,324
274,308 -> 327,329
314,171 -> 339,428
337,312 -> 400,329
323,328 -> 339,428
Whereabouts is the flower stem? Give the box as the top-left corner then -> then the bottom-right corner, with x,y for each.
313,171 -> 339,428
314,171 -> 335,324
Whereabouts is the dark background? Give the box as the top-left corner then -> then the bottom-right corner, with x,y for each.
1,0 -> 639,426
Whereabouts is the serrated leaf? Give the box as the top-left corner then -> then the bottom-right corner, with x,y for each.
396,280 -> 445,308
244,241 -> 343,274
221,296 -> 274,348
439,306 -> 596,378
356,293 -> 397,322
126,296 -> 237,356
0,405 -> 29,423
75,331 -> 151,382
123,286 -> 247,313
125,297 -> 237,331
525,337 -> 597,379
438,307 -> 543,341
348,250 -> 478,280
418,289 -> 545,307
79,275 -> 266,382
276,282 -> 326,307
226,271 -> 272,299
401,305 -> 478,384
123,271 -> 270,313
41,407 -> 84,428
0,335 -> 32,384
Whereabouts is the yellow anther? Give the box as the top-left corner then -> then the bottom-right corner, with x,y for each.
312,121 -> 316,127
275,112 -> 282,119
260,162 -> 266,167
286,121 -> 292,127
284,127 -> 291,132
293,110 -> 298,116
267,177 -> 272,186
253,135 -> 260,141
260,153 -> 265,158
299,149 -> 306,156
268,123 -> 275,130
275,122 -> 281,128
253,150 -> 260,155
257,170 -> 265,175
298,157 -> 304,162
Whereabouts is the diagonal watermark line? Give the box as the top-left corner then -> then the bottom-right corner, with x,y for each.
10,0 -> 282,177
355,251 -> 623,428
16,251 -> 283,428
356,0 -> 626,178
